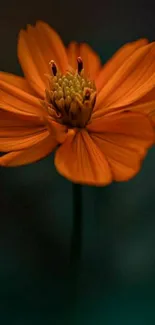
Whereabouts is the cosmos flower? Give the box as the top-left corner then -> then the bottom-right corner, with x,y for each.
0,21 -> 154,186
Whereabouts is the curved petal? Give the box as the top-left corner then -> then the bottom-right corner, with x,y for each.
0,109 -> 45,134
67,42 -> 79,70
35,21 -> 68,73
0,128 -> 49,152
67,42 -> 101,80
18,21 -> 68,97
87,112 -> 154,181
42,118 -> 71,144
0,77 -> 46,119
18,30 -> 45,98
55,130 -> 112,186
0,134 -> 57,166
94,43 -> 155,118
79,43 -> 101,80
0,108 -> 49,152
93,88 -> 155,127
95,38 -> 148,92
0,72 -> 35,95
123,88 -> 155,125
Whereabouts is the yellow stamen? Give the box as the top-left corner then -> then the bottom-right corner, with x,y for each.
43,58 -> 97,128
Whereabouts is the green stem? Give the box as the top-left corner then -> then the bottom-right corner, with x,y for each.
66,184 -> 82,323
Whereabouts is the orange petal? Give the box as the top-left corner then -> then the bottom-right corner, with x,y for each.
0,72 -> 35,95
123,88 -> 155,124
18,30 -> 45,98
0,128 -> 49,152
146,90 -> 155,125
0,134 -> 57,166
18,21 -> 68,97
79,43 -> 101,80
87,112 -> 154,181
42,118 -> 71,143
0,104 -> 48,153
0,77 -> 46,119
67,42 -> 79,70
97,88 -> 155,127
67,42 -> 101,79
55,129 -> 112,186
35,21 -> 68,73
94,43 -> 155,118
0,109 -> 44,135
96,38 -> 148,92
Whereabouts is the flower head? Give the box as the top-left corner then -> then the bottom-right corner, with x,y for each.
0,21 -> 154,186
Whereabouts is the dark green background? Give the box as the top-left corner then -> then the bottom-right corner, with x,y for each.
1,0 -> 155,323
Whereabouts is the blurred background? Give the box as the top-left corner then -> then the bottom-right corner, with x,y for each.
1,0 -> 155,323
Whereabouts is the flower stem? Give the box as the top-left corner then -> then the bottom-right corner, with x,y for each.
65,184 -> 82,322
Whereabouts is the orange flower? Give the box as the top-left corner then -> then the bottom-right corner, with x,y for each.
0,21 -> 154,186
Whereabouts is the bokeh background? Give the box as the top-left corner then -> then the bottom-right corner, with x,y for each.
1,0 -> 155,323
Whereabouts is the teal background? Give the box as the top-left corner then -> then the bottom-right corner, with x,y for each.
0,0 -> 155,323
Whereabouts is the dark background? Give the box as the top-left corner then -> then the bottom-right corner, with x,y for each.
1,0 -> 155,323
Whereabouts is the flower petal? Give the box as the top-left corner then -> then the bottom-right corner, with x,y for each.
42,118 -> 71,144
0,109 -> 44,135
18,30 -> 45,98
95,38 -> 148,92
124,88 -> 155,124
67,42 -> 79,70
55,130 -> 112,186
0,128 -> 49,152
87,112 -> 154,181
0,134 -> 57,166
18,21 -> 68,97
0,77 -> 46,119
94,42 -> 155,118
0,72 -> 35,95
67,42 -> 101,79
79,43 -> 101,80
35,21 -> 68,73
0,104 -> 49,153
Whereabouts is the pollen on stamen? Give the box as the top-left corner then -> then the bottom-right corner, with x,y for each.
84,89 -> 91,100
77,57 -> 83,74
49,60 -> 57,76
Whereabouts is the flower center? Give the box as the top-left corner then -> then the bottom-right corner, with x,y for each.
43,57 -> 97,128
